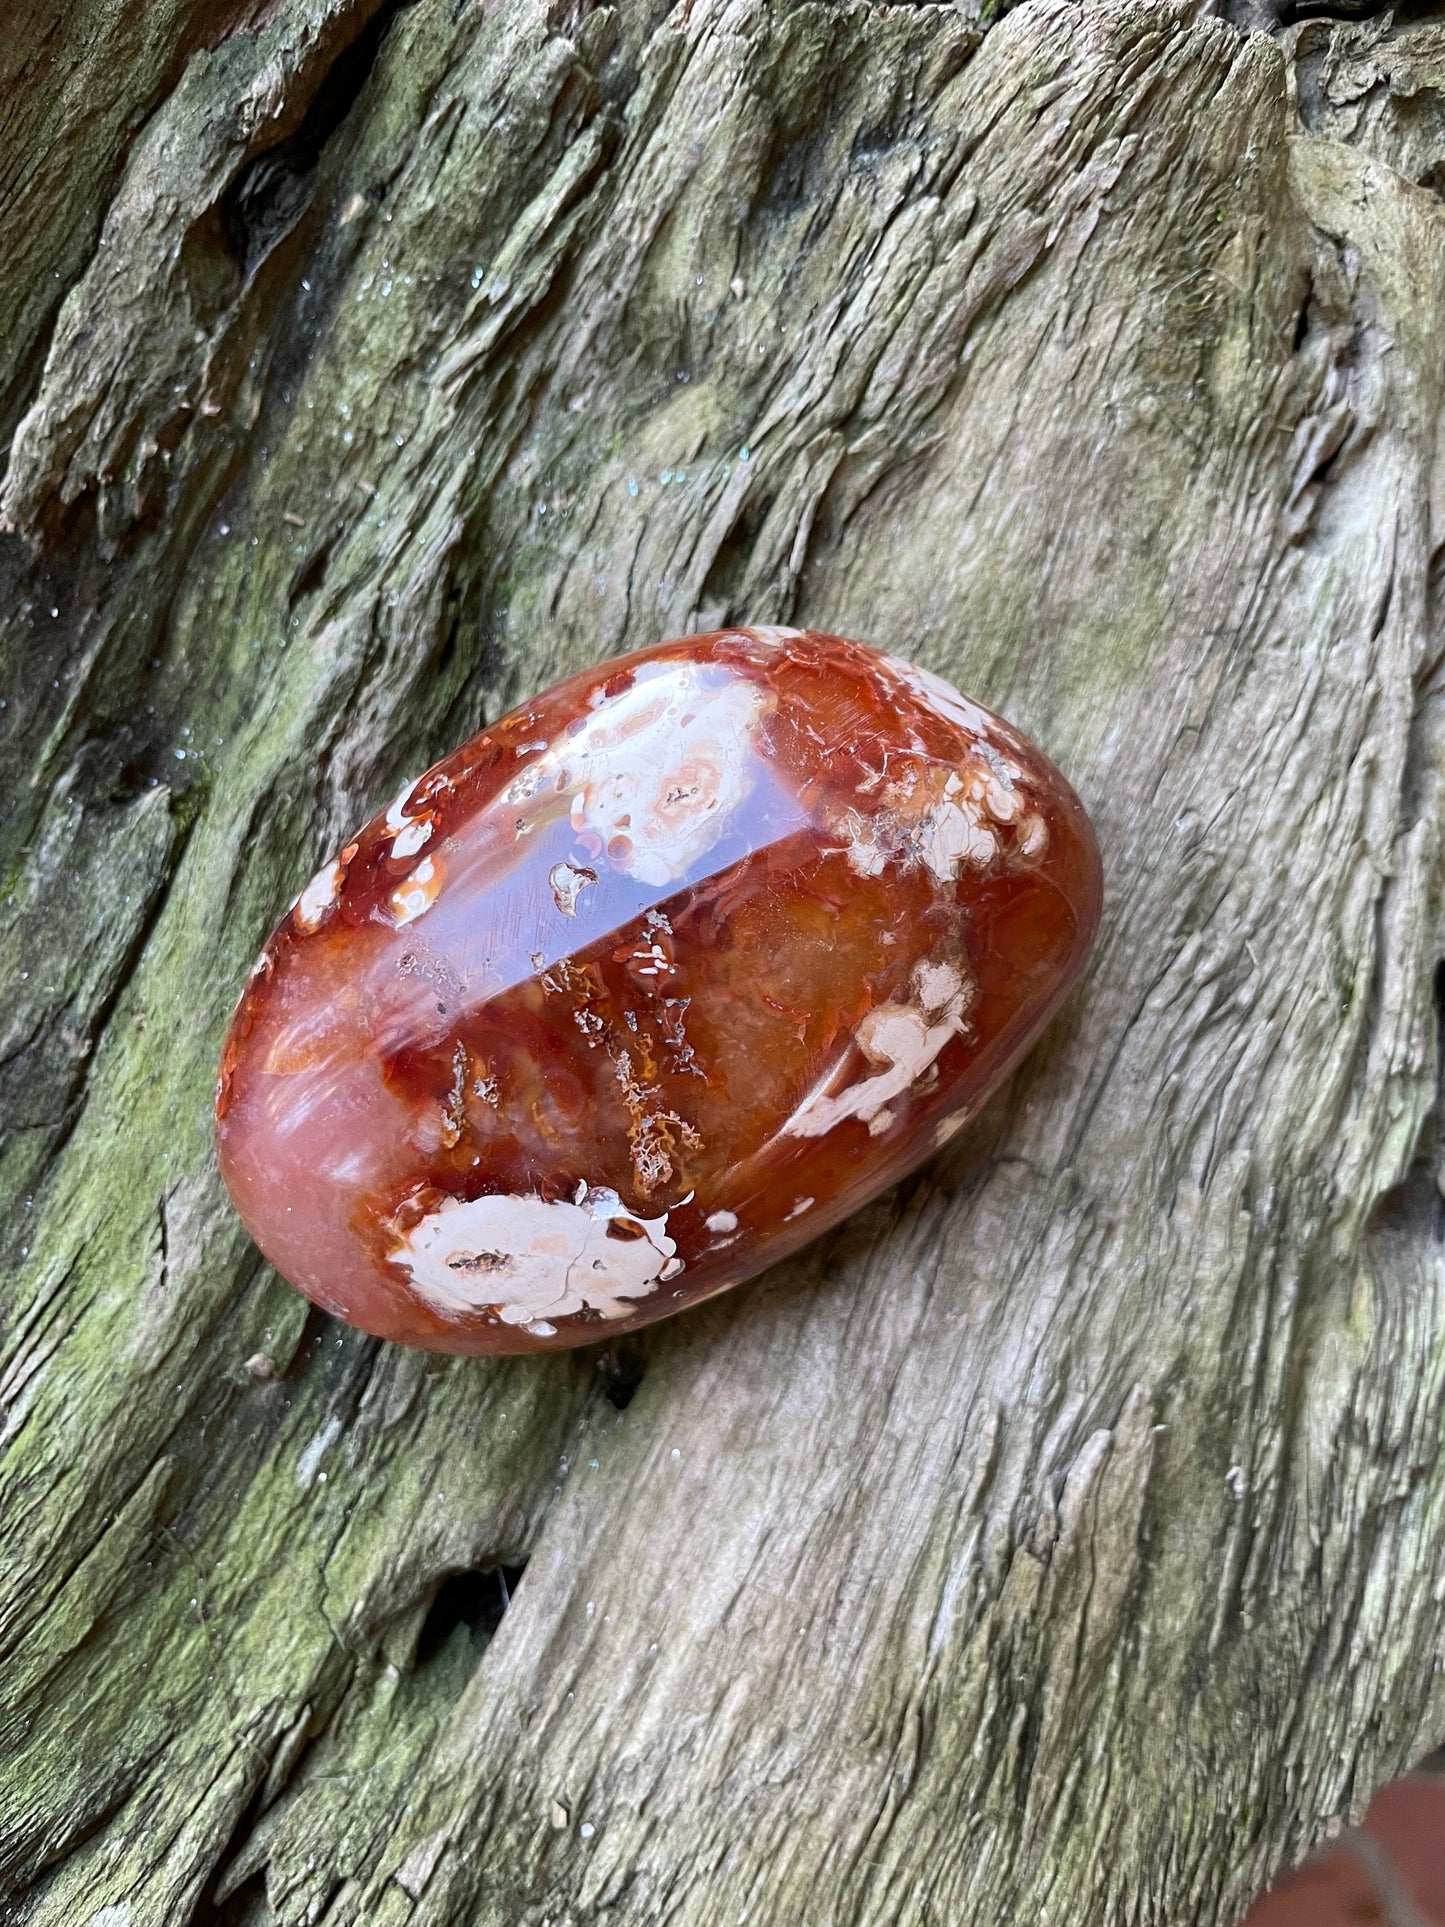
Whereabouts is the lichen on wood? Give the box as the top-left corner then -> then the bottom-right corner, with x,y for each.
3,2 -> 1445,1924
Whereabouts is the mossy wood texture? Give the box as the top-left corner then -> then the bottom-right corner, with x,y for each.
2,3 -> 1445,1924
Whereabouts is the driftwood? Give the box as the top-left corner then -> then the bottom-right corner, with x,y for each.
3,2 -> 1445,1922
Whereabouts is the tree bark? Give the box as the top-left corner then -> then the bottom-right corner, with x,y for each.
3,2 -> 1445,1923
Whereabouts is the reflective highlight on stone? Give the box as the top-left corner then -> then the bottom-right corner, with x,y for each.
215,630 -> 1102,1352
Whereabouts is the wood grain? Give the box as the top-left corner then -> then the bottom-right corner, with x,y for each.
2,3 -> 1444,1922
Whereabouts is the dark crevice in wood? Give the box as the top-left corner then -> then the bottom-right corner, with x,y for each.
1291,276 -> 1313,356
594,1341 -> 647,1411
218,0 -> 416,281
285,531 -> 338,609
282,1306 -> 334,1382
1362,962 -> 1445,1248
189,1776 -> 273,1927
697,493 -> 772,624
1365,1154 -> 1445,1246
194,1868 -> 272,1927
415,1562 -> 527,1667
1226,0 -> 1445,24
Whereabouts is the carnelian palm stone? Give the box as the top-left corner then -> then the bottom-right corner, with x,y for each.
215,629 -> 1101,1353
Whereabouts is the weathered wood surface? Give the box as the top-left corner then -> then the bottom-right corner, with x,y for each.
3,2 -> 1445,1923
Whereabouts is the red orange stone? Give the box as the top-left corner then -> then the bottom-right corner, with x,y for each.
214,630 -> 1101,1352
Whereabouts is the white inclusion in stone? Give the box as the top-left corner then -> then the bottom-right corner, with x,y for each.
548,860 -> 597,917
385,779 -> 419,831
784,961 -> 974,1140
563,665 -> 770,887
741,626 -> 803,646
972,750 -> 1024,824
705,1209 -> 738,1234
385,775 -> 436,858
391,815 -> 432,860
917,800 -> 997,881
915,744 -> 1033,883
390,855 -> 439,925
915,960 -> 963,1010
1018,812 -> 1049,858
784,1196 -> 814,1220
392,1187 -> 679,1325
294,856 -> 346,931
834,808 -> 888,878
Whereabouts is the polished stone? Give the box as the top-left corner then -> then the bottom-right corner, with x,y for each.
215,629 -> 1101,1351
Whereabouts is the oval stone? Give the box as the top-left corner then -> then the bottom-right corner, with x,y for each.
215,630 -> 1101,1352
